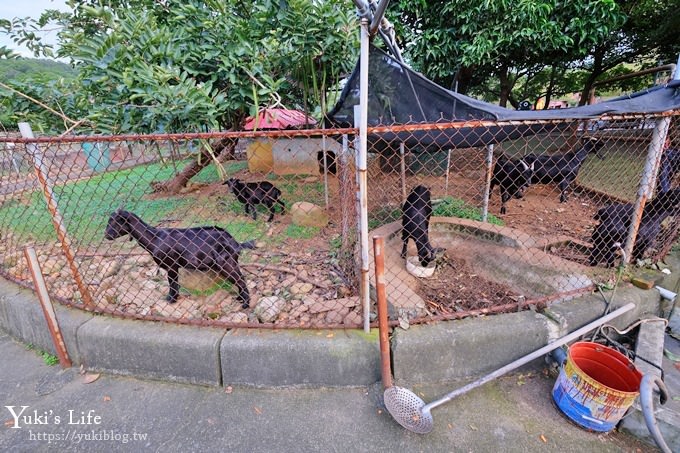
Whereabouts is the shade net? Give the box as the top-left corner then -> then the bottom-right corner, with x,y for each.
327,45 -> 680,150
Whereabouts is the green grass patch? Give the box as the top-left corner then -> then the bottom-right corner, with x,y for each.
278,178 -> 325,206
184,279 -> 234,298
25,344 -> 59,366
434,196 -> 504,225
193,160 -> 249,184
222,220 -> 268,243
284,224 -> 320,240
0,161 -> 192,245
577,146 -> 645,202
368,205 -> 401,230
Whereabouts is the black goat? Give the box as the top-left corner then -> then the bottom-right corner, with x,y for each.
589,188 -> 680,266
490,153 -> 536,215
401,185 -> 444,266
658,147 -> 680,193
223,178 -> 285,222
104,210 -> 255,308
532,137 -> 604,202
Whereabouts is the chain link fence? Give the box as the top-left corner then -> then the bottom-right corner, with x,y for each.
0,113 -> 678,329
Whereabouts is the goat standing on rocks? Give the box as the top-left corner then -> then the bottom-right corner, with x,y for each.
104,210 -> 255,308
531,137 -> 604,202
224,178 -> 285,222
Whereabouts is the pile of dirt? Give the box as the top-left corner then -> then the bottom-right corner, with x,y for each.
415,253 -> 522,316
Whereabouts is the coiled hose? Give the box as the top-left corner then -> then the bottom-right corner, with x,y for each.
640,374 -> 671,453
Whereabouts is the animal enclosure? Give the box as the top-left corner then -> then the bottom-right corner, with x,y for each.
0,113 -> 678,328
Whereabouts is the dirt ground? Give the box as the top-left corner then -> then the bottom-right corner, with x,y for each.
415,253 -> 523,316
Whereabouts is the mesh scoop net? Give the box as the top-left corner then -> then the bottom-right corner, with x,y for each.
383,386 -> 434,434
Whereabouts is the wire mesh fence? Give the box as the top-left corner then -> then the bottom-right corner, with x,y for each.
0,113 -> 678,329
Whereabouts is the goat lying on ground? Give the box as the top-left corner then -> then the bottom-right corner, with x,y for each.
589,188 -> 680,266
401,185 -> 444,266
104,210 -> 255,307
224,178 -> 285,222
532,137 -> 604,202
490,153 -> 536,215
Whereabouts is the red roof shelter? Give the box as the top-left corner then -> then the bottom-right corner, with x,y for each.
243,108 -> 317,130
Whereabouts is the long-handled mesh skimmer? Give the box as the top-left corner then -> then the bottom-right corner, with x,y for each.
382,301 -> 636,434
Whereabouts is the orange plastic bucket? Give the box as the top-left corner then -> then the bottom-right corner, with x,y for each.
552,341 -> 642,432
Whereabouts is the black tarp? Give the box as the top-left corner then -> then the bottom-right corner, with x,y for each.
327,46 -> 680,149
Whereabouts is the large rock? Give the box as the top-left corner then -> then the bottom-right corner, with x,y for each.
254,296 -> 285,323
291,202 -> 329,228
179,269 -> 221,291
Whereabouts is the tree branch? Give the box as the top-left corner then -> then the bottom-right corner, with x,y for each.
0,80 -> 80,126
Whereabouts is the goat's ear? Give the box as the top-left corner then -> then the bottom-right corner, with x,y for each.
520,160 -> 529,171
530,162 -> 535,171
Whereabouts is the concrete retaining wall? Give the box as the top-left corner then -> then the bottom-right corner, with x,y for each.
0,276 -> 663,388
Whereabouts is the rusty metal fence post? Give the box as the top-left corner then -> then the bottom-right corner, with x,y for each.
24,245 -> 72,368
373,235 -> 392,388
18,123 -> 94,306
623,123 -> 665,263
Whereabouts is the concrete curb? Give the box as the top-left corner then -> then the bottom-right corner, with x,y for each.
392,286 -> 661,384
220,328 -> 380,388
0,274 -> 665,388
77,316 -> 226,386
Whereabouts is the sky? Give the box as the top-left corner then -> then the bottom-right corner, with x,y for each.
0,0 -> 70,58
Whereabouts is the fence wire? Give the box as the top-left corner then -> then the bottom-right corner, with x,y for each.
0,114 -> 678,329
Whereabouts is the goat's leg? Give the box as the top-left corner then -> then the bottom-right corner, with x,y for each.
588,239 -> 600,266
266,200 -> 275,222
500,191 -> 510,215
166,266 -> 180,303
417,240 -> 434,266
588,243 -> 602,266
589,227 -> 603,266
400,229 -> 409,259
221,263 -> 250,308
559,179 -> 570,203
248,203 -> 257,220
276,198 -> 286,213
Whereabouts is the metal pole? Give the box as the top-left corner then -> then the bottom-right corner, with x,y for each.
373,236 -> 392,389
322,130 -> 329,208
358,19 -> 371,333
623,118 -> 671,263
400,142 -> 407,200
369,0 -> 392,35
623,62 -> 679,263
24,246 -> 72,368
482,144 -> 494,222
7,142 -> 20,173
444,149 -> 452,196
424,302 -> 636,413
19,123 -> 94,306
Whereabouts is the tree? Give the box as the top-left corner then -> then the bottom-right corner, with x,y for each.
575,0 -> 680,105
0,56 -> 83,131
393,0 -> 625,107
2,0 -> 358,191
